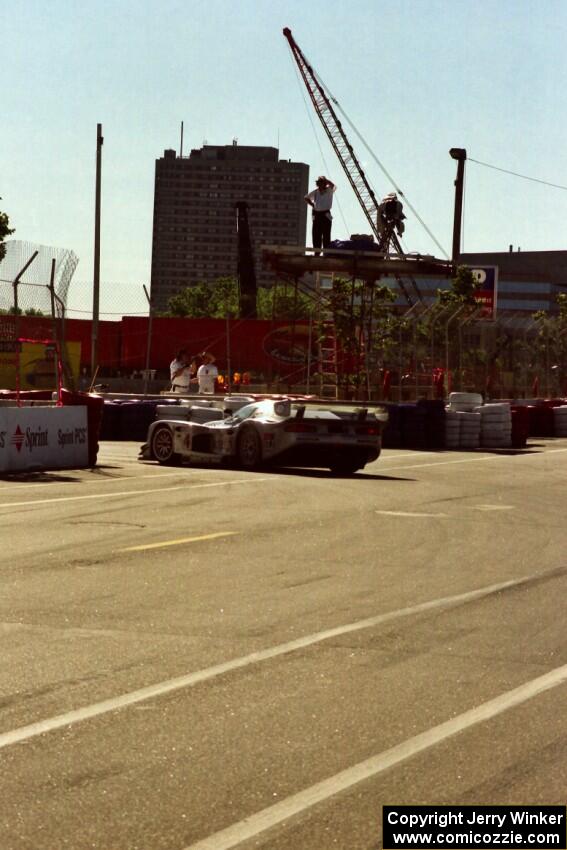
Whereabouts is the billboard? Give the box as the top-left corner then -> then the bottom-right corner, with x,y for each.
469,265 -> 498,319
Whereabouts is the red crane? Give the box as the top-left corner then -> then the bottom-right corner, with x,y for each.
283,26 -> 420,304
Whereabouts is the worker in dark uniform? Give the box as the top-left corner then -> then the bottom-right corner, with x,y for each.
378,192 -> 406,237
305,175 -> 336,250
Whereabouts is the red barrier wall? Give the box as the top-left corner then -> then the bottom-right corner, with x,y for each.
120,317 -> 312,376
4,316 -> 313,377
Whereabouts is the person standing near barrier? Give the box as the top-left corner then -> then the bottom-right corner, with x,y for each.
170,348 -> 196,393
305,175 -> 336,250
197,352 -> 218,394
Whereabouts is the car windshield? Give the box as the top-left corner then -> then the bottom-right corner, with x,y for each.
229,403 -> 260,422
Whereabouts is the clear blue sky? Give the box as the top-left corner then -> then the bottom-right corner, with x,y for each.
2,0 -> 567,316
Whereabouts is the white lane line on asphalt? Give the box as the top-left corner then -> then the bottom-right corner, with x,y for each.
377,447 -> 567,473
0,470 -> 203,492
376,510 -> 448,518
119,531 -> 238,552
183,663 -> 567,850
0,573 -> 536,750
472,504 -> 515,512
0,478 -> 269,509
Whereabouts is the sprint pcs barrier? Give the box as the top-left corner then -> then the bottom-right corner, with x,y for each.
0,406 -> 88,472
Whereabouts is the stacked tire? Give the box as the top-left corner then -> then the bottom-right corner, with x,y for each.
527,405 -> 555,438
444,410 -> 461,449
553,405 -> 567,437
447,392 -> 483,412
399,404 -> 427,450
475,403 -> 512,448
418,399 -> 446,449
459,411 -> 481,449
381,404 -> 402,449
511,406 -> 529,448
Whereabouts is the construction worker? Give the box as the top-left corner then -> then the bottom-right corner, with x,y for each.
305,175 -> 336,250
378,193 -> 406,237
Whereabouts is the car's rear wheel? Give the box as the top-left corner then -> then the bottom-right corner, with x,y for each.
237,426 -> 263,469
151,425 -> 182,466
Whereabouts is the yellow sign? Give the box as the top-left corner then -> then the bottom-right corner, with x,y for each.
0,341 -> 81,390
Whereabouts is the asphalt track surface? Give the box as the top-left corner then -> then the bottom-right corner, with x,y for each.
0,440 -> 566,850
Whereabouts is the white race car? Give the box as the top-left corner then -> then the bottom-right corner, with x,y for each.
141,397 -> 388,475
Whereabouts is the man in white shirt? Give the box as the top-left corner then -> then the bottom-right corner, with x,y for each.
197,352 -> 218,394
304,175 -> 336,250
170,348 -> 195,393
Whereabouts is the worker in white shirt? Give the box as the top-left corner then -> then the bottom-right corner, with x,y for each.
170,349 -> 196,393
197,352 -> 218,394
304,175 -> 336,250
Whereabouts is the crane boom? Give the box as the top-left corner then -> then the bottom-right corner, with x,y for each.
283,27 -> 381,242
283,27 -> 421,304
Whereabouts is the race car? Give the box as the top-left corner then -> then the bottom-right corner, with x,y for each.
141,397 -> 388,475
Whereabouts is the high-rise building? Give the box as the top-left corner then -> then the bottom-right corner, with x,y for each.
150,143 -> 309,312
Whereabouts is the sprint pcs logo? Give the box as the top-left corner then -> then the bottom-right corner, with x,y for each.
0,425 -> 86,454
9,425 -> 49,453
58,427 -> 87,448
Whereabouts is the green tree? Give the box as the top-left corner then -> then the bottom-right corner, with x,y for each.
437,265 -> 480,306
166,277 -> 239,318
0,200 -> 15,263
257,285 -> 312,320
532,293 -> 567,395
166,276 -> 312,320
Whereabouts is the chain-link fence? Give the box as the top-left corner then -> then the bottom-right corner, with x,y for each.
0,240 -> 81,392
370,307 -> 566,402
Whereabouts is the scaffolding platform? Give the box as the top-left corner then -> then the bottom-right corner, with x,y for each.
262,245 -> 454,280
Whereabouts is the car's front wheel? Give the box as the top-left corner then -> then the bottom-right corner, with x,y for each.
151,425 -> 182,466
237,426 -> 263,469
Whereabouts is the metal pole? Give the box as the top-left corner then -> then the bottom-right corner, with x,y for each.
306,310 -> 313,393
12,252 -> 39,393
49,258 -> 58,392
414,315 -> 419,400
226,313 -> 232,394
54,294 -> 73,390
12,250 -> 39,319
91,123 -> 103,377
449,148 -> 467,267
142,285 -> 153,395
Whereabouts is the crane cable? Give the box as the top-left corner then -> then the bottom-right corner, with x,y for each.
290,59 -> 351,237
302,54 -> 450,259
468,157 -> 567,191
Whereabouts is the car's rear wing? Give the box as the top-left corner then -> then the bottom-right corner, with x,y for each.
289,401 -> 389,423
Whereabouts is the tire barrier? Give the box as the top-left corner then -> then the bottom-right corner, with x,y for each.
553,406 -> 567,437
118,401 -> 162,442
417,399 -> 446,449
510,406 -> 529,448
97,395 -> 567,453
99,400 -> 123,441
381,403 -> 402,449
474,403 -> 512,448
100,398 -> 180,442
447,392 -> 483,412
527,404 -> 555,438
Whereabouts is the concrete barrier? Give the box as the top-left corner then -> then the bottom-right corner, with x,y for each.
0,405 -> 89,472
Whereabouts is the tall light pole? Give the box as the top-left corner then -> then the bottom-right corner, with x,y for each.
91,123 -> 103,377
450,148 -> 467,268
